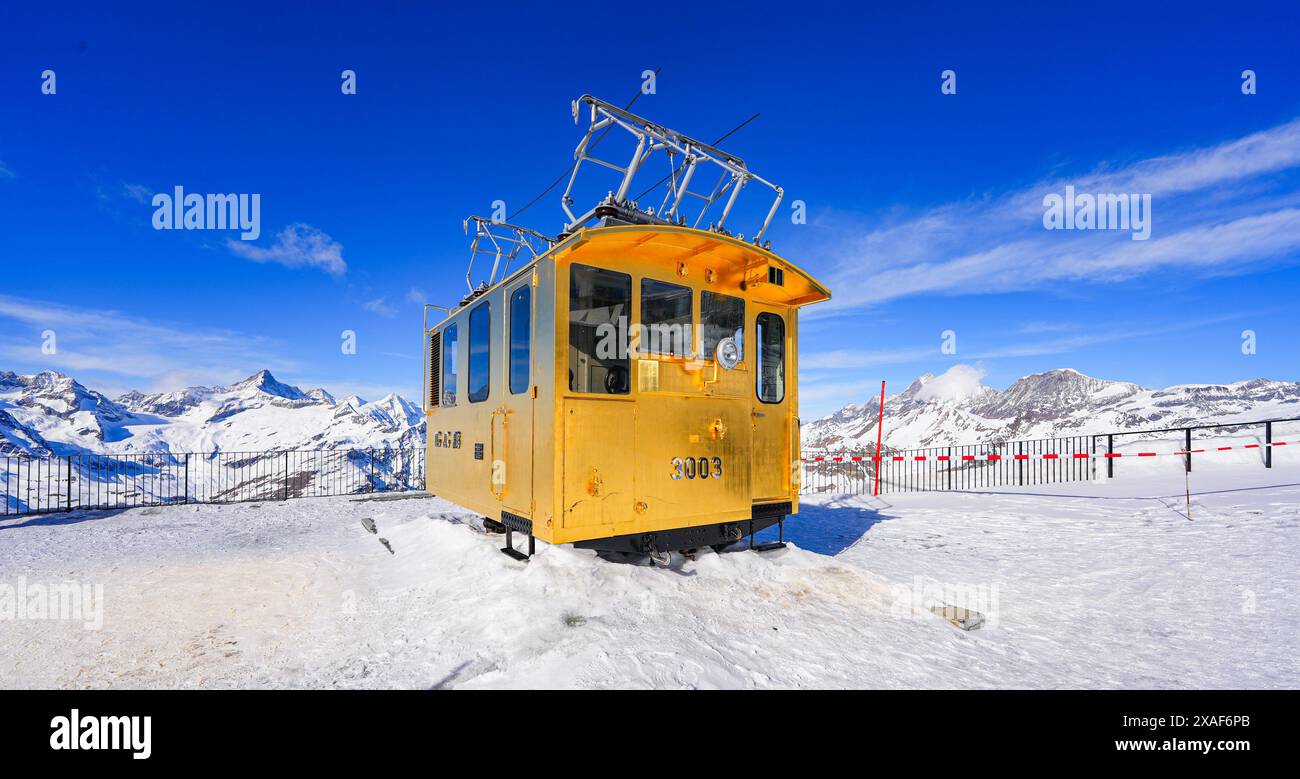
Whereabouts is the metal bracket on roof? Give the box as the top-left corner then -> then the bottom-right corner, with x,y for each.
463,215 -> 556,295
562,94 -> 783,246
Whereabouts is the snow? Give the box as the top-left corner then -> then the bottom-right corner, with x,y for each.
2,456 -> 1296,689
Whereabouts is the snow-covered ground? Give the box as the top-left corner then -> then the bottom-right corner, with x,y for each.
2,456 -> 1297,689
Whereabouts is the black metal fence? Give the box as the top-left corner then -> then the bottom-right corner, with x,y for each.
1090,417 -> 1298,477
801,416 -> 1298,495
2,448 -> 425,517
5,418 -> 1294,513
801,435 -> 1095,494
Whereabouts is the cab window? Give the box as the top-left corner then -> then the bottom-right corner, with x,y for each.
441,324 -> 458,406
756,312 -> 785,403
468,302 -> 491,403
509,286 -> 531,395
569,264 -> 631,394
702,291 -> 744,361
640,278 -> 691,357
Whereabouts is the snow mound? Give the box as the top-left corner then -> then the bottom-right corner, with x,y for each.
3,455 -> 1296,689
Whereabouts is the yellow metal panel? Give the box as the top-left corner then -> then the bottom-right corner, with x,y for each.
630,393 -> 752,529
562,398 -> 636,528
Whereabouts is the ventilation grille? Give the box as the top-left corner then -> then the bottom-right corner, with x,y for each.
428,332 -> 441,408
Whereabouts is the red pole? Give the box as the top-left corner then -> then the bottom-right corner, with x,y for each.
873,380 -> 886,497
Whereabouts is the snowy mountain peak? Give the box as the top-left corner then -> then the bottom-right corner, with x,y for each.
0,369 -> 424,457
973,368 -> 1144,421
228,369 -> 307,400
306,387 -> 336,404
0,370 -> 129,449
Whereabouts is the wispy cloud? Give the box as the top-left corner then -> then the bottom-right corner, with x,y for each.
121,182 -> 151,203
406,287 -> 426,304
814,117 -> 1300,317
0,160 -> 14,180
800,346 -> 938,371
0,294 -> 300,392
802,312 -> 1252,377
363,297 -> 397,317
226,223 -> 346,276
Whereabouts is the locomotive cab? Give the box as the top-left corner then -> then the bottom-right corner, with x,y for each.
422,95 -> 830,559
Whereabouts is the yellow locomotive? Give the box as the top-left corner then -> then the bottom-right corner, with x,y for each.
422,95 -> 830,560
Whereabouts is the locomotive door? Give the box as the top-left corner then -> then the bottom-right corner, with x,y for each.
499,280 -> 535,516
750,304 -> 792,501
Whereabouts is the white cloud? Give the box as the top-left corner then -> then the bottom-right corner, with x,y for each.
814,117 -> 1300,317
406,287 -> 426,304
0,293 -> 300,392
226,223 -> 346,276
0,160 -> 14,180
364,297 -> 397,317
914,364 -> 987,403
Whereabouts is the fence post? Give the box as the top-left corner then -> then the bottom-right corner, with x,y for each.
283,451 -> 289,501
1265,421 -> 1273,468
1184,428 -> 1192,473
184,454 -> 190,504
66,455 -> 72,512
1018,442 -> 1024,486
1107,434 -> 1114,478
370,449 -> 376,493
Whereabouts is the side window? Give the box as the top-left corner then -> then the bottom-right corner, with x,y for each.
468,302 -> 491,403
702,291 -> 744,361
569,263 -> 631,395
640,278 -> 691,357
509,286 -> 531,395
441,324 -> 458,407
756,312 -> 785,404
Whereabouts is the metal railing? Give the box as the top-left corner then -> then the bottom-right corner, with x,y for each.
800,416 -> 1298,495
1090,416 -> 1299,476
801,435 -> 1095,495
2,448 -> 425,518
5,418 -> 1294,514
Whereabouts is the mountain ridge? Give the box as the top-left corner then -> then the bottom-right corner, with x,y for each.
3,367 -> 1296,458
0,369 -> 423,457
802,366 -> 1300,451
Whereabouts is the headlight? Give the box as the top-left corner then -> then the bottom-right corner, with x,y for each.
715,336 -> 741,370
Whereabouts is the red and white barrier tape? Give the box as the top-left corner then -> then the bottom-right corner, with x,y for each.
801,441 -> 1294,463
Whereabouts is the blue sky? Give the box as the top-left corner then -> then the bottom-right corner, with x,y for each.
1,2 -> 1298,418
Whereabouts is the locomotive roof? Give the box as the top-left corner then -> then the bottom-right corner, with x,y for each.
557,224 -> 831,308
438,224 -> 831,324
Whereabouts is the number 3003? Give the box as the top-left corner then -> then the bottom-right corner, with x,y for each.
671,456 -> 723,480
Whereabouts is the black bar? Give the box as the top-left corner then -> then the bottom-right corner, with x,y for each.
1265,421 -> 1272,468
